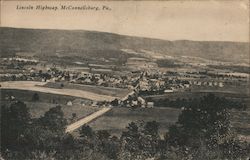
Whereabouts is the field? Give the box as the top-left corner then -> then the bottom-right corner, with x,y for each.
89,107 -> 181,137
231,109 -> 250,136
1,81 -> 118,101
43,82 -> 131,98
26,102 -> 100,121
1,89 -> 100,123
144,91 -> 250,106
2,88 -> 250,140
87,106 -> 250,141
1,89 -> 76,104
190,83 -> 249,94
142,91 -> 250,139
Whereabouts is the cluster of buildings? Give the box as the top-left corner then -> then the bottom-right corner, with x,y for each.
189,80 -> 224,87
2,56 -> 248,109
73,72 -> 140,89
110,90 -> 155,108
1,57 -> 38,70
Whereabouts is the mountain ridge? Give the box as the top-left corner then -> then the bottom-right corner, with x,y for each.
0,27 -> 249,63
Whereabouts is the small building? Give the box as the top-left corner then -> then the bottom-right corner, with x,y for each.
164,89 -> 173,93
203,81 -> 208,85
147,102 -> 154,108
219,82 -> 224,87
184,84 -> 190,88
132,100 -> 138,107
67,101 -> 73,106
138,97 -> 146,104
138,97 -> 146,107
208,82 -> 213,86
91,101 -> 98,107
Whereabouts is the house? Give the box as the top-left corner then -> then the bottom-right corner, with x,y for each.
132,100 -> 138,107
67,101 -> 73,106
92,101 -> 98,107
147,102 -> 154,108
138,97 -> 146,107
219,82 -> 224,87
139,80 -> 149,91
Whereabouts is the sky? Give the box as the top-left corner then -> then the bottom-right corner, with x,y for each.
1,0 -> 249,42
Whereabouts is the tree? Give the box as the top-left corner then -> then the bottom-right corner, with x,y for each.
21,106 -> 67,152
22,124 -> 58,151
79,125 -> 95,139
1,101 -> 31,151
32,93 -> 39,101
97,130 -> 111,140
121,122 -> 141,153
60,83 -> 64,88
120,121 -> 162,159
143,121 -> 159,137
29,150 -> 56,160
70,113 -> 77,122
169,94 -> 231,147
96,130 -> 120,159
140,121 -> 160,157
38,105 -> 67,133
111,98 -> 119,106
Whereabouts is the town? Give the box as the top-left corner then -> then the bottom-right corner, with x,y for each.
1,55 -> 249,109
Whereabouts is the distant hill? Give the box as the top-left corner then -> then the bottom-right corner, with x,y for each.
0,27 -> 249,63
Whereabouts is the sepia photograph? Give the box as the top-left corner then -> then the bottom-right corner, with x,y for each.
0,0 -> 250,159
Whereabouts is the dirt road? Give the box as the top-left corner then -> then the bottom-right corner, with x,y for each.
0,81 -> 117,101
65,107 -> 112,133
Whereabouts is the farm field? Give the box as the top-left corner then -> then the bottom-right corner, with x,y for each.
231,109 -> 250,136
88,106 -> 250,141
1,89 -> 77,104
26,102 -> 100,122
1,88 -> 250,140
43,82 -> 131,98
89,107 -> 181,137
0,81 -> 117,101
190,84 -> 249,94
1,89 -> 101,123
144,91 -> 250,105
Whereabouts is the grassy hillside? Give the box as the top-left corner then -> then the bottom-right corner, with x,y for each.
0,27 -> 249,63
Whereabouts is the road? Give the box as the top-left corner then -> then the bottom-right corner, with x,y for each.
65,86 -> 138,132
0,81 -> 117,101
65,107 -> 112,133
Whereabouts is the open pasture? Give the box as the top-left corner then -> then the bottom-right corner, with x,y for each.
89,107 -> 181,137
44,82 -> 131,98
1,81 -> 117,101
1,89 -> 100,123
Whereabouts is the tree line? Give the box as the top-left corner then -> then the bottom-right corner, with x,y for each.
1,94 -> 250,159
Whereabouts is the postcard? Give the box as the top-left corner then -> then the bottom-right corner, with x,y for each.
0,0 -> 249,159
